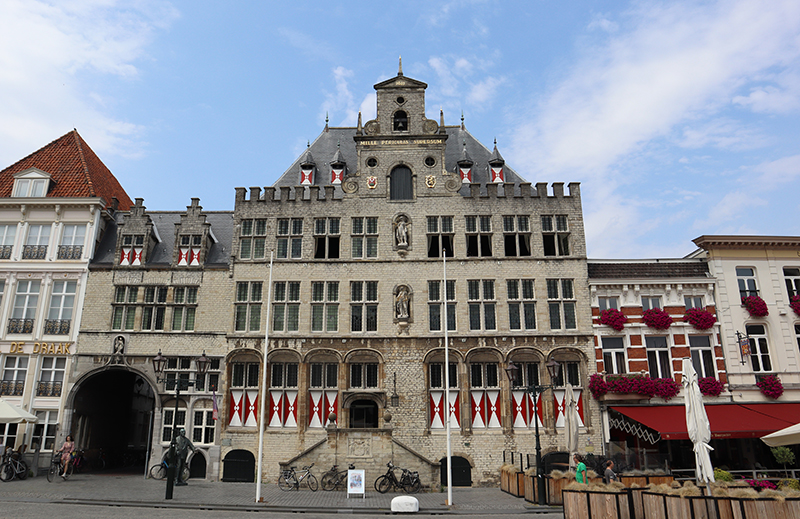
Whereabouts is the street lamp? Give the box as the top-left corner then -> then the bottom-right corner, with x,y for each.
504,358 -> 561,506
152,350 -> 211,500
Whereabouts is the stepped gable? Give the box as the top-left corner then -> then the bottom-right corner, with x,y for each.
0,129 -> 132,210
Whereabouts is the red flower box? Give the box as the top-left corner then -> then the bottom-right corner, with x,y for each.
599,308 -> 627,331
742,296 -> 769,317
683,308 -> 716,330
642,308 -> 673,330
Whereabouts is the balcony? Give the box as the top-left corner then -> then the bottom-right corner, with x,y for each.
0,380 -> 24,396
57,245 -> 83,260
22,245 -> 47,259
7,318 -> 34,334
0,245 -> 12,259
36,381 -> 62,397
44,319 -> 71,335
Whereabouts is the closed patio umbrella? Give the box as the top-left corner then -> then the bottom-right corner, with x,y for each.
681,359 -> 714,483
564,383 -> 580,470
0,397 -> 38,424
761,422 -> 800,447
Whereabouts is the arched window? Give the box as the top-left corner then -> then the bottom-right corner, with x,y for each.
390,166 -> 413,200
393,110 -> 408,131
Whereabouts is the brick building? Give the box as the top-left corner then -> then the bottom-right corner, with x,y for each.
0,130 -> 131,472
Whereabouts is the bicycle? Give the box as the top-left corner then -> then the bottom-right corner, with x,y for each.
46,453 -> 74,481
278,463 -> 318,491
374,462 -> 421,494
149,459 -> 190,482
71,450 -> 87,473
0,450 -> 29,482
321,463 -> 355,491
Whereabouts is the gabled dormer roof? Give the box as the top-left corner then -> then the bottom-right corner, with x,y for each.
373,75 -> 428,90
0,129 -> 132,210
488,141 -> 505,165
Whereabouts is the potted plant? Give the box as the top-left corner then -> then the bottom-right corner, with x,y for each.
698,377 -> 725,397
683,308 -> 715,330
641,308 -> 673,330
790,295 -> 800,317
598,308 -> 627,331
742,295 -> 769,317
756,374 -> 784,399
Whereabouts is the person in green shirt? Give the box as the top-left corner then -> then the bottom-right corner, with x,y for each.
574,454 -> 587,484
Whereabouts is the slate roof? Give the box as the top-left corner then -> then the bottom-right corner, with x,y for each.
588,261 -> 710,280
91,211 -> 234,267
271,125 -> 527,195
0,130 -> 132,210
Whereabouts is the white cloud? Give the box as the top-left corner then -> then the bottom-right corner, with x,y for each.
751,154 -> 800,188
508,0 -> 800,177
0,0 -> 178,163
732,71 -> 800,113
467,76 -> 504,105
676,118 -> 767,150
587,13 -> 619,33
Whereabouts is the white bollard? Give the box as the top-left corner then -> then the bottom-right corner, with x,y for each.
391,495 -> 419,513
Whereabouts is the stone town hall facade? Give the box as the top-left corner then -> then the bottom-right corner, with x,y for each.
38,68 -> 599,485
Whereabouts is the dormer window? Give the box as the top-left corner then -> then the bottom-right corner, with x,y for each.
120,234 -> 145,266
178,234 -> 203,266
13,170 -> 51,197
393,111 -> 408,131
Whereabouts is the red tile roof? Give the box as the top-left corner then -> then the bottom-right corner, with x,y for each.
0,130 -> 132,210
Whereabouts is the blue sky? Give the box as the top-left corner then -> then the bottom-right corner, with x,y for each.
1,0 -> 798,258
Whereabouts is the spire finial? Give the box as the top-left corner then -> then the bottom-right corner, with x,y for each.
398,56 -> 403,76
357,111 -> 363,135
325,112 -> 329,132
307,140 -> 311,148
494,137 -> 497,147
337,139 -> 340,149
461,110 -> 465,130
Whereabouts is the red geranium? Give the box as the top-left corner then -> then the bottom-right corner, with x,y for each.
790,295 -> 800,317
683,308 -> 716,330
698,377 -> 724,397
642,308 -> 673,330
756,374 -> 783,399
742,296 -> 769,317
599,308 -> 627,331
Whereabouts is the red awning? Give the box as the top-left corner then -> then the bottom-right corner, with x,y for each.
611,403 -> 800,440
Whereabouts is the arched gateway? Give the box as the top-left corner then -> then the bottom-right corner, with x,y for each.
68,368 -> 155,469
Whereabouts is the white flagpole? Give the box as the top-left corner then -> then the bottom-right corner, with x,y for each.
443,248 -> 453,506
255,250 -> 274,502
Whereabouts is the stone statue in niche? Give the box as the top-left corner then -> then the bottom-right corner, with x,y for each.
395,285 -> 411,320
394,216 -> 410,248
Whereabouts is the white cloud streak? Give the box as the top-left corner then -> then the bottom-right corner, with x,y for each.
0,0 -> 178,163
504,0 -> 800,257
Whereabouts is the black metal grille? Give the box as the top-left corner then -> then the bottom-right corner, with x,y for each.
0,245 -> 12,259
44,319 -> 71,335
0,381 -> 24,396
36,381 -> 62,397
57,245 -> 83,260
22,245 -> 47,259
8,318 -> 34,333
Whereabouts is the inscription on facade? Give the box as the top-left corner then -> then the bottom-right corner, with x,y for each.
171,271 -> 203,285
114,270 -> 144,285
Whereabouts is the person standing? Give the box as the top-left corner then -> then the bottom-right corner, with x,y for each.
58,435 -> 75,478
574,454 -> 587,484
174,428 -> 195,486
604,460 -> 618,484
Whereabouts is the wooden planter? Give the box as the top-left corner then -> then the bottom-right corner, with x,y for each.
543,475 -> 602,504
500,468 -> 524,496
641,491 -> 800,519
646,475 -> 673,485
563,489 -> 634,519
524,474 -> 539,503
619,475 -> 649,487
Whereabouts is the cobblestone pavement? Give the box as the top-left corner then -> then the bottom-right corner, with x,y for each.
0,470 -> 564,516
